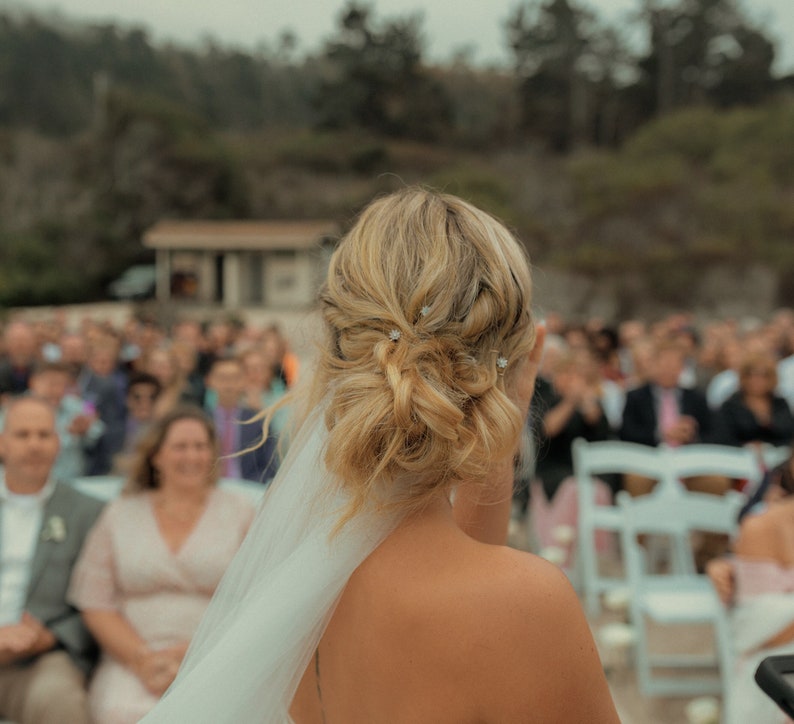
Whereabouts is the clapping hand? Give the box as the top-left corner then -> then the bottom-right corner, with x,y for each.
663,415 -> 698,445
68,412 -> 94,436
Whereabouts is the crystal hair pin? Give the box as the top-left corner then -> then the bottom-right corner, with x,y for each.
496,355 -> 508,371
420,305 -> 431,317
389,329 -> 401,342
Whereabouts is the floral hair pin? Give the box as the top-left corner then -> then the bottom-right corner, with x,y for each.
496,355 -> 509,373
389,329 -> 401,342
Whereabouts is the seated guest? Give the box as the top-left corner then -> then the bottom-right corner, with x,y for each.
711,353 -> 794,451
534,351 -> 611,504
0,321 -> 38,402
708,331 -> 774,411
582,345 -> 625,433
111,373 -> 162,475
239,347 -> 289,436
591,326 -> 623,383
0,397 -> 104,724
78,334 -> 128,475
58,332 -> 89,381
620,338 -> 717,495
28,362 -> 105,482
68,407 -> 255,724
530,351 -> 611,561
204,356 -> 279,483
145,345 -> 200,418
624,336 -> 655,391
617,319 -> 647,380
623,338 -> 735,567
170,339 -> 206,408
512,334 -> 567,518
261,324 -> 298,388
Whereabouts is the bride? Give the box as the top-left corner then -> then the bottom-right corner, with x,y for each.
142,188 -> 619,722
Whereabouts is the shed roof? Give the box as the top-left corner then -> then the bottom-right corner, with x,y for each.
143,220 -> 339,251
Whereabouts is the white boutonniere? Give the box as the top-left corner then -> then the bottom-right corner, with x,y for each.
41,515 -> 67,543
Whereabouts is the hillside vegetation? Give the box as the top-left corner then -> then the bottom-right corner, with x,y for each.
0,0 -> 792,313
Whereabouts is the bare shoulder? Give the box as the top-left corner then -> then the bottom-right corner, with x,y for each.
331,530 -> 619,722
485,544 -> 574,596
471,545 -> 591,646
455,546 -> 620,722
735,505 -> 790,558
465,545 -> 580,627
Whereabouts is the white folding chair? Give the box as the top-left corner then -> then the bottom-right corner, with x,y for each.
663,444 -> 763,491
617,488 -> 743,700
68,475 -> 125,502
657,444 -> 757,574
757,443 -> 791,473
572,439 -> 667,617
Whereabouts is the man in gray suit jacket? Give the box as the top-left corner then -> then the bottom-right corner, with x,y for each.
0,396 -> 103,724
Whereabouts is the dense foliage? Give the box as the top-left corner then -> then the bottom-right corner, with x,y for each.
0,0 -> 791,311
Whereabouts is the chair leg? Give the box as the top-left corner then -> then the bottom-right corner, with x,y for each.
714,609 -> 734,722
632,613 -> 654,696
578,516 -> 601,618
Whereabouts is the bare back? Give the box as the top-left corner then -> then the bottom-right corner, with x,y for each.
290,502 -> 618,723
735,498 -> 794,566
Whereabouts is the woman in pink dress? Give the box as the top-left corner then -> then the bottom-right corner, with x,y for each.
708,454 -> 794,723
68,406 -> 255,724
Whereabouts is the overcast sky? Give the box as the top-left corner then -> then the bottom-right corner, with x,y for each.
6,0 -> 794,72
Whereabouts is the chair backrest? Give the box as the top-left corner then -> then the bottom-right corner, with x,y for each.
662,444 -> 762,488
617,488 -> 744,578
573,438 -> 676,616
617,488 -> 744,537
70,476 -> 268,506
573,438 -> 666,482
573,438 -> 683,502
69,475 -> 126,502
758,444 -> 791,472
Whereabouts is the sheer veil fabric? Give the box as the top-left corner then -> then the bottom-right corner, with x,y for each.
140,409 -> 399,723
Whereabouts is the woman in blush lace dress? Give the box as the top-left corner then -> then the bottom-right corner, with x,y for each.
68,406 -> 255,724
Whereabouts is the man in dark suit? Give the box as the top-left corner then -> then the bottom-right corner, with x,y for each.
205,356 -> 279,483
620,339 -> 717,495
0,396 -> 104,723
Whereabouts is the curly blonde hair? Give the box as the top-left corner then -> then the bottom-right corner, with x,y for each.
304,187 -> 535,520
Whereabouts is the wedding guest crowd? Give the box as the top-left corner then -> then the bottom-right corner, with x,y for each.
521,309 -> 794,558
0,312 -> 294,723
0,314 -> 292,482
4,301 -> 794,721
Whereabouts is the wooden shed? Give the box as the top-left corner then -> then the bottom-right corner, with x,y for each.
143,220 -> 339,309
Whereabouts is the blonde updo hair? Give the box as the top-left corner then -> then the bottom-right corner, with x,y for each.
310,187 -> 535,520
